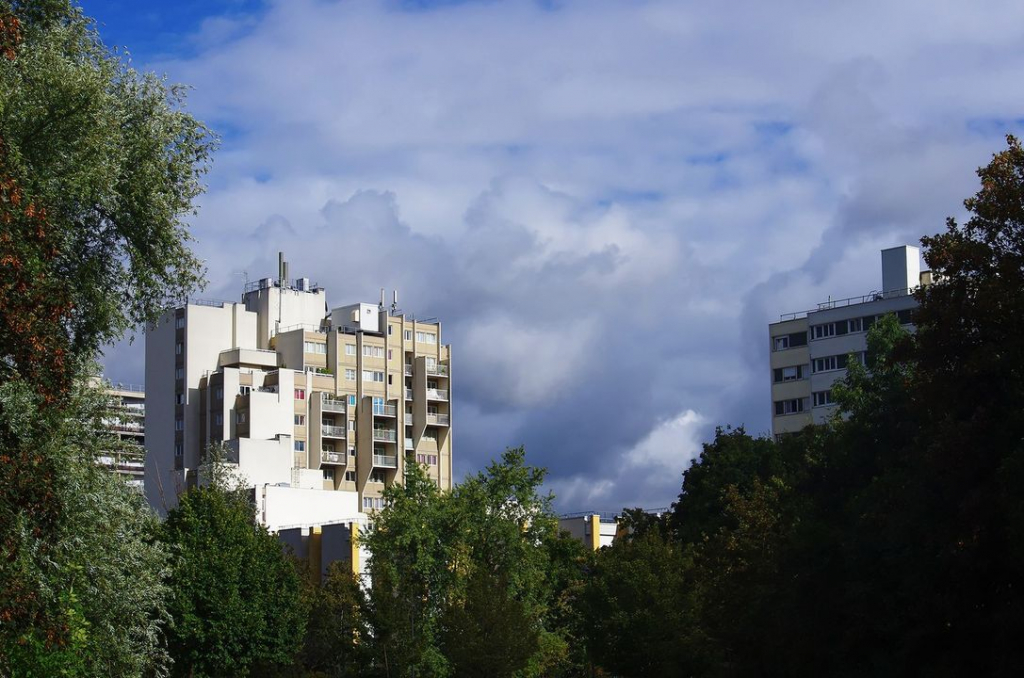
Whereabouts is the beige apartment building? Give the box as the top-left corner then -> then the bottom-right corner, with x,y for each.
769,245 -> 930,439
145,256 -> 452,529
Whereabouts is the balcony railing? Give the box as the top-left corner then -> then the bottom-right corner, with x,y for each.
373,454 -> 398,468
426,413 -> 450,426
405,388 -> 413,400
405,437 -> 414,450
322,425 -> 346,438
373,404 -> 397,417
426,388 -> 448,401
404,365 -> 413,376
321,452 -> 346,465
373,428 -> 397,442
426,363 -> 449,377
322,397 -> 346,413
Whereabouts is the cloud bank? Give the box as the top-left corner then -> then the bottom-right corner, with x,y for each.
100,0 -> 1024,511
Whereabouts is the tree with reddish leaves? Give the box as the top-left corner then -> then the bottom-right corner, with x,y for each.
1,1 -> 212,674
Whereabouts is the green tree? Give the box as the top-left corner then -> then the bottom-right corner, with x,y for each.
298,562 -> 370,678
1,0 -> 210,669
159,457 -> 305,678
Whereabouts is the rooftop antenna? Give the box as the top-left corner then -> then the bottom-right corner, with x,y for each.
391,290 -> 398,315
379,287 -> 385,311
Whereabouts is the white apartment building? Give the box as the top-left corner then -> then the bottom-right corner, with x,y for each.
145,256 -> 452,530
769,245 -> 930,438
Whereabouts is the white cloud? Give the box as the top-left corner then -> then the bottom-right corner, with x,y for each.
101,0 -> 1024,510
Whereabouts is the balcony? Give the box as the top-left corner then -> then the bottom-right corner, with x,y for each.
373,454 -> 398,468
405,388 -> 413,400
322,425 -> 346,438
373,403 -> 397,417
426,413 -> 450,426
373,428 -> 397,443
321,451 -> 346,465
426,363 -> 449,377
322,397 -> 346,413
405,437 -> 414,450
404,364 -> 413,376
426,388 -> 448,401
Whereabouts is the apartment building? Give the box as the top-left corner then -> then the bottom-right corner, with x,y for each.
145,256 -> 453,529
769,245 -> 930,439
99,382 -> 146,489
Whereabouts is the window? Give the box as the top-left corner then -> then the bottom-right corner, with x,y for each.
404,330 -> 412,341
423,429 -> 437,442
175,393 -> 185,405
345,471 -> 356,482
388,325 -> 393,335
348,394 -> 357,407
345,368 -> 356,381
813,390 -> 834,407
294,415 -> 305,426
373,397 -> 386,414
369,471 -> 386,483
812,354 -> 849,373
773,365 -> 805,383
175,316 -> 186,329
363,370 -> 384,383
175,417 -> 184,431
214,413 -> 223,426
323,468 -> 335,481
295,388 -> 306,400
175,342 -> 183,355
415,331 -> 436,344
774,398 -> 808,415
215,387 -> 223,400
237,412 -> 247,424
323,443 -> 335,453
349,446 -> 356,457
348,419 -> 356,432
239,385 -> 251,396
304,341 -> 327,354
897,309 -> 914,325
847,318 -> 863,333
774,336 -> 789,351
427,404 -> 438,415
363,496 -> 385,510
387,349 -> 393,360
812,323 -> 836,340
388,374 -> 393,385
345,343 -> 356,356
416,453 -> 438,465
175,367 -> 184,380
294,441 -> 306,452
363,345 -> 385,358
174,443 -> 184,457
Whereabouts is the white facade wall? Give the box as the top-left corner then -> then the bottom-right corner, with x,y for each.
258,484 -> 363,532
144,312 -> 179,514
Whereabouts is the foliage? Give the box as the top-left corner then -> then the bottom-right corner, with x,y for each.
0,0 -> 212,402
159,464 -> 306,678
297,562 -> 370,678
361,449 -> 589,677
0,377 -> 170,677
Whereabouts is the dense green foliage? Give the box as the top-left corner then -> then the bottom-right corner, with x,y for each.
159,473 -> 306,678
1,1 -> 210,673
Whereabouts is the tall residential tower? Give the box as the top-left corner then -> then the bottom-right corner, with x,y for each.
145,257 -> 452,528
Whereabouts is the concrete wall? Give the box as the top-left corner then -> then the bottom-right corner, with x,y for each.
258,483 -> 361,531
144,311 -> 178,515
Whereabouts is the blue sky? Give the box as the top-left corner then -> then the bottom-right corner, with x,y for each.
86,0 -> 1024,511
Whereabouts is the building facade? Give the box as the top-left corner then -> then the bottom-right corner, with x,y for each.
99,382 -> 146,490
145,258 -> 452,528
769,245 -> 929,439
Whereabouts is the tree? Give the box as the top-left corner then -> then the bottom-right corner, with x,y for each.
1,1 -> 210,669
298,562 -> 370,678
159,459 -> 306,678
0,376 -> 170,677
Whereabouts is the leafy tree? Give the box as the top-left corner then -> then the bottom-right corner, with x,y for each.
1,0 -> 210,669
159,454 -> 305,678
0,377 -> 170,677
298,562 -> 370,678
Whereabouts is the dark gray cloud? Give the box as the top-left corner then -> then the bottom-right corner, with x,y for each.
102,0 -> 1024,511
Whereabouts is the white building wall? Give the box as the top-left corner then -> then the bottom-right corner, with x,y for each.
258,484 -> 363,532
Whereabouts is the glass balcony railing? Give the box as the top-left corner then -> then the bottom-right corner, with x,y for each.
373,428 -> 397,442
373,454 -> 398,468
322,425 -> 346,438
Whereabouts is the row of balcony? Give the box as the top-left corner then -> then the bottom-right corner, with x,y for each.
403,363 -> 449,377
403,388 -> 448,401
